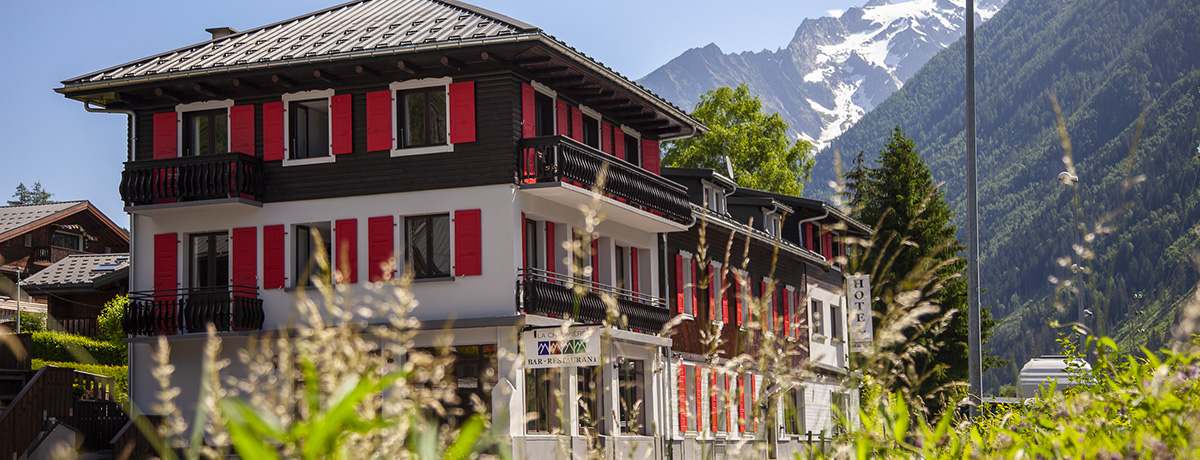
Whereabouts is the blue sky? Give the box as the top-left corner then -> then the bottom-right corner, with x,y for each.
0,0 -> 861,226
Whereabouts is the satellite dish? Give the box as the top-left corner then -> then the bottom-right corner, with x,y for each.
724,155 -> 735,179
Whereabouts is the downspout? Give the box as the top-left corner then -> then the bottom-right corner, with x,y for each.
796,207 -> 830,261
83,101 -> 136,405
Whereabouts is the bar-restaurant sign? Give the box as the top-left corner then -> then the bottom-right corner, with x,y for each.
522,326 -> 601,368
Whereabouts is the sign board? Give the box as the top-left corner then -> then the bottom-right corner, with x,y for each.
847,274 -> 874,352
522,326 -> 601,368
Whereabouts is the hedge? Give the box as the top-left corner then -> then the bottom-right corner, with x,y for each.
31,330 -> 126,366
32,359 -> 128,402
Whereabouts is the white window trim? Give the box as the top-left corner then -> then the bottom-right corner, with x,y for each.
680,250 -> 694,316
701,180 -> 726,214
175,99 -> 234,158
282,89 -> 336,166
530,80 -> 557,99
390,77 -> 454,157
400,212 -> 456,281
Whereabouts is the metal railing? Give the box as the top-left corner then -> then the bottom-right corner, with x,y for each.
123,286 -> 264,337
517,268 -> 670,333
518,136 -> 692,225
120,152 -> 265,206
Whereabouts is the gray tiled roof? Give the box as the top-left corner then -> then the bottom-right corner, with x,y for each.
22,253 -> 130,289
62,0 -> 537,85
0,201 -> 87,236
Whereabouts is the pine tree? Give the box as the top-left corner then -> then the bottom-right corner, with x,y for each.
844,127 -> 996,414
8,182 -> 54,206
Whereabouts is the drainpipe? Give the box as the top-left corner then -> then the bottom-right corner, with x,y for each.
796,208 -> 830,261
83,101 -> 136,405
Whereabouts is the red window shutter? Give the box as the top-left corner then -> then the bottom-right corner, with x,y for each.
678,365 -> 688,432
773,286 -> 781,332
642,139 -> 660,174
708,265 -> 716,321
262,225 -> 286,289
690,259 -> 698,317
750,375 -> 758,431
613,129 -> 625,160
760,280 -> 768,325
738,372 -> 746,432
601,122 -> 612,154
521,213 -> 528,268
555,100 -> 568,136
449,81 -> 476,143
710,372 -> 718,430
263,101 -> 285,161
367,215 -> 395,282
570,107 -> 583,142
152,112 -> 178,159
722,271 -> 730,324
231,227 -> 257,290
734,274 -> 743,326
335,219 -> 358,283
785,289 -> 793,338
822,232 -> 833,259
153,233 -> 178,292
630,248 -> 640,293
695,367 -> 703,432
674,254 -> 684,314
331,94 -> 353,155
230,105 -> 256,155
366,90 -> 393,152
545,222 -> 556,273
521,83 -> 536,138
454,209 -> 482,276
724,373 -> 731,432
590,237 -> 599,283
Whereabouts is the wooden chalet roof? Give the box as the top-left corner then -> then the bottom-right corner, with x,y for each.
21,253 -> 130,291
0,201 -> 129,246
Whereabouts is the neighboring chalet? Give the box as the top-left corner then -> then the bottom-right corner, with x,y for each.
21,253 -> 130,337
0,201 -> 130,289
56,0 -> 867,458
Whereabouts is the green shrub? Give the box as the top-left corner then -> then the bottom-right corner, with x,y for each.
32,359 -> 128,402
15,311 -> 45,333
97,295 -> 127,343
31,330 -> 125,365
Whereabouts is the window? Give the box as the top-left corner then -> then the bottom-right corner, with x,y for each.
524,218 -> 540,269
615,245 -> 627,290
290,98 -> 329,159
681,253 -> 694,316
577,366 -> 600,434
830,301 -> 843,340
534,92 -> 555,136
715,373 -> 727,434
703,182 -> 726,214
189,232 -> 229,288
23,234 -> 31,247
624,133 -> 641,167
832,392 -> 851,435
405,214 -> 450,279
617,359 -> 645,434
711,263 -> 724,322
183,108 -> 228,156
783,387 -> 805,435
684,365 -> 698,433
765,212 -> 782,238
294,222 -> 332,287
582,113 -> 600,149
811,299 -> 825,336
398,86 -> 447,148
51,232 -> 82,251
526,368 -> 562,434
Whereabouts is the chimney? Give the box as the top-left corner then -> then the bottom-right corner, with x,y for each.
205,27 -> 238,40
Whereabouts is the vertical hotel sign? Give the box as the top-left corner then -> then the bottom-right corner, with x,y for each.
522,326 -> 601,368
847,274 -> 873,352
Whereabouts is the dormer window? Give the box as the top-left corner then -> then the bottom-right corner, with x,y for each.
51,231 -> 83,251
764,212 -> 782,238
702,181 -> 726,214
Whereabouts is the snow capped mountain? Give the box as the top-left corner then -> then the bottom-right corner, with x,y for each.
638,0 -> 1006,150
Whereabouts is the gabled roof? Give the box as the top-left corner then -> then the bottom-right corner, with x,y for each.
0,201 -> 128,245
62,0 -> 536,85
21,253 -> 130,291
732,188 -> 872,235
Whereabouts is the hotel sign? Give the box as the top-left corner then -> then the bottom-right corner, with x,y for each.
522,326 -> 601,368
847,274 -> 874,352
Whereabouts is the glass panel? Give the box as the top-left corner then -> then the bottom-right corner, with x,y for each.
578,366 -> 599,433
404,92 -> 427,147
291,100 -> 328,159
214,112 -> 227,155
618,359 -> 645,434
625,136 -> 640,166
407,217 -> 429,277
190,234 -> 209,288
524,219 -> 539,269
429,90 -> 446,145
525,368 -> 561,434
430,214 -> 450,276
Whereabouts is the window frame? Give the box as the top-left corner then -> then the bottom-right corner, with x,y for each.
702,180 -> 726,214
50,231 -> 83,251
782,386 -> 805,435
293,222 -> 332,288
811,299 -> 826,338
680,251 -> 694,317
621,126 -> 641,167
390,78 -> 454,157
175,99 -> 234,159
525,367 -> 563,434
281,89 -> 335,166
617,358 -> 647,435
710,261 -> 724,323
404,213 -> 452,280
579,105 -> 602,150
188,231 -> 230,289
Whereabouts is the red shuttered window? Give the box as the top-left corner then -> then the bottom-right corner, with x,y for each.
262,102 -> 285,161
674,254 -> 684,314
710,371 -> 718,430
630,248 -> 639,293
152,112 -> 178,159
231,227 -> 257,291
153,233 -> 178,292
331,94 -> 353,155
738,372 -> 747,432
367,216 -> 395,282
556,100 -> 569,136
689,258 -> 698,317
725,373 -> 732,432
613,129 -> 625,160
521,83 -> 536,139
677,365 -> 688,432
366,90 -> 393,152
334,219 -> 358,283
601,122 -> 612,154
262,225 -> 286,289
695,367 -> 703,432
453,209 -> 482,277
570,107 -> 583,142
641,139 -> 660,174
229,105 -> 256,155
544,222 -> 556,273
708,265 -> 716,321
448,81 -> 476,144
734,273 -> 743,326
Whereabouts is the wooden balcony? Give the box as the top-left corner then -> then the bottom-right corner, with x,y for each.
123,286 -> 264,337
518,136 -> 693,230
119,152 -> 265,213
517,268 -> 670,334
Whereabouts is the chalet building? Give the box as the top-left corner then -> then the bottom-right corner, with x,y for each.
660,168 -> 870,457
57,0 -> 866,457
21,253 -> 129,337
0,201 -> 130,290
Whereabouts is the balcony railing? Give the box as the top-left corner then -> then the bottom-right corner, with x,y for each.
120,152 -> 265,207
518,136 -> 692,225
123,286 -> 264,337
517,268 -> 670,333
